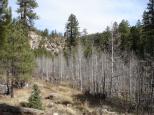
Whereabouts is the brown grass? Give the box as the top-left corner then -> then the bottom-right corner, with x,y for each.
0,78 -> 132,115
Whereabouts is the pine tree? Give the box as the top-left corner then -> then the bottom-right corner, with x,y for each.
0,0 -> 11,95
28,84 -> 43,110
101,26 -> 111,51
142,0 -> 154,57
7,21 -> 35,98
0,0 -> 12,91
42,28 -> 49,37
17,0 -> 38,27
129,20 -> 142,54
118,20 -> 130,51
0,0 -> 11,58
65,14 -> 79,47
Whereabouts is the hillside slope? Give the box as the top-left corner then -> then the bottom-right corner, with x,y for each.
0,79 -> 133,115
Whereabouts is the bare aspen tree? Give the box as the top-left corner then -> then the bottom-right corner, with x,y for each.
129,53 -> 132,99
60,51 -> 63,82
34,36 -> 153,114
78,43 -> 83,92
110,28 -> 114,97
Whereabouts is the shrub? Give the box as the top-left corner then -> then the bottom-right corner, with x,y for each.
28,84 -> 43,110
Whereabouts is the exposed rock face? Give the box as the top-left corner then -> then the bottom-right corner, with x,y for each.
29,31 -> 42,50
0,84 -> 7,94
29,31 -> 65,54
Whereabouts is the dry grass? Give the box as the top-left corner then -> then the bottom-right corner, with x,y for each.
0,88 -> 31,106
0,78 -> 131,115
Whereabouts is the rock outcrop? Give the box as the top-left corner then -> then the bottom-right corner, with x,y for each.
29,31 -> 65,54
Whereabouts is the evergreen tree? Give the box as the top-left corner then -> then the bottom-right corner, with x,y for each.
7,21 -> 35,97
129,20 -> 142,54
83,40 -> 92,59
101,26 -> 111,51
0,0 -> 11,87
142,0 -> 154,57
0,0 -> 11,57
118,20 -> 130,51
111,22 -> 121,55
0,0 -> 11,95
42,28 -> 49,37
28,84 -> 43,110
17,0 -> 38,27
65,14 -> 79,47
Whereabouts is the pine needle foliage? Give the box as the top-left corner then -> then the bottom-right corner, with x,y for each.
28,84 -> 43,110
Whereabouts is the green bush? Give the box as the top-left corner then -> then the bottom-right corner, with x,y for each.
28,84 -> 43,110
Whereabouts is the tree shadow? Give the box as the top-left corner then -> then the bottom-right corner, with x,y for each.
73,92 -> 133,113
0,103 -> 23,115
73,92 -> 107,107
0,103 -> 44,115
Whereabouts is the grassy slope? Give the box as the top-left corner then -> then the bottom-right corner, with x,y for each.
0,79 -> 133,115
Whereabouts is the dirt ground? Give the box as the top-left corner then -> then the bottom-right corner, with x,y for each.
0,79 -> 133,115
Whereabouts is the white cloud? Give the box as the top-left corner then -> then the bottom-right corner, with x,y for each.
9,0 -> 148,34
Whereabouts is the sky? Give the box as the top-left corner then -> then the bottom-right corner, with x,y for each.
9,0 -> 148,34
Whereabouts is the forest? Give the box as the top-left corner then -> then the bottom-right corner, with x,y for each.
0,0 -> 154,115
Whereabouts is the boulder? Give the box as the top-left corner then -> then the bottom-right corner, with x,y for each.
0,84 -> 7,94
53,113 -> 58,115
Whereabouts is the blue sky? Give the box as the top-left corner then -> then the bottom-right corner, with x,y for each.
9,0 -> 148,34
